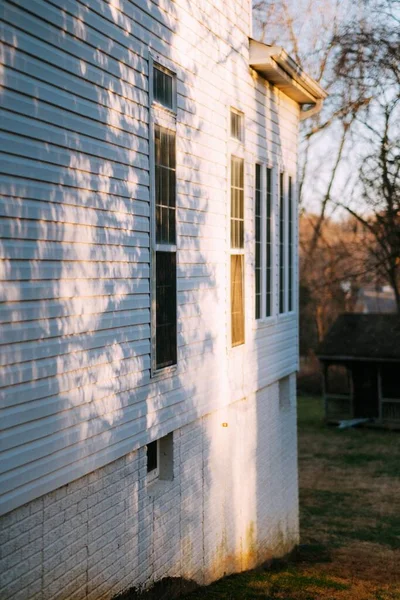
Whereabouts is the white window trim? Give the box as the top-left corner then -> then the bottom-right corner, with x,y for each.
150,51 -> 178,115
149,53 -> 179,377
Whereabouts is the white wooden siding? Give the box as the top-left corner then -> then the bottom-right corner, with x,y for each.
0,0 -> 299,516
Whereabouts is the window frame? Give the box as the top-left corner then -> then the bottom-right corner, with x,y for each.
146,439 -> 160,483
229,152 -> 246,348
152,62 -> 177,113
146,433 -> 174,485
149,53 -> 178,377
230,107 -> 245,143
278,170 -> 296,317
254,162 -> 276,323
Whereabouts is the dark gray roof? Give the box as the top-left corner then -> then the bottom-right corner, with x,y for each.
317,314 -> 400,361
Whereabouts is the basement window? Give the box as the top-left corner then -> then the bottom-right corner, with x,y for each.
146,433 -> 174,483
279,376 -> 291,410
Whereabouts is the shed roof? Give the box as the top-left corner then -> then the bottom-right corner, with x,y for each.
317,313 -> 400,362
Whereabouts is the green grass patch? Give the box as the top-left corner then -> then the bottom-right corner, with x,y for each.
183,396 -> 400,599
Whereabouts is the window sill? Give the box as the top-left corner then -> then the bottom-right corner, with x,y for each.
277,311 -> 296,324
151,364 -> 178,380
146,477 -> 173,497
253,316 -> 277,330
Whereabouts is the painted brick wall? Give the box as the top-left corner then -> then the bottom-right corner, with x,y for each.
0,377 -> 298,600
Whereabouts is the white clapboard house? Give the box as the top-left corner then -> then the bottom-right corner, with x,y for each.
0,1 -> 326,598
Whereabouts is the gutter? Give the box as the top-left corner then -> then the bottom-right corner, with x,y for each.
249,39 -> 328,117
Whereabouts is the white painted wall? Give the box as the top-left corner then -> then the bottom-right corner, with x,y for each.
0,0 -> 299,517
0,380 -> 299,600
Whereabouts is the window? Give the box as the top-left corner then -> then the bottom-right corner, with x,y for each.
230,109 -> 244,142
147,440 -> 158,475
156,252 -> 177,368
288,176 -> 294,312
255,165 -> 274,320
279,172 -> 286,314
151,62 -> 177,372
153,65 -> 174,109
255,165 -> 262,319
266,168 -> 273,317
154,125 -> 177,370
231,156 -> 245,346
146,433 -> 174,482
279,172 -> 295,314
155,126 -> 176,245
279,376 -> 291,410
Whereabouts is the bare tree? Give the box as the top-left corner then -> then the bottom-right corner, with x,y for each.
253,0 -> 373,265
338,99 -> 400,310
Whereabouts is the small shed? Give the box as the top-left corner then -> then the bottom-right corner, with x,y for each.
317,314 -> 400,425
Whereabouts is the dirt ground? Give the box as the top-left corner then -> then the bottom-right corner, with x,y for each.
184,396 -> 400,599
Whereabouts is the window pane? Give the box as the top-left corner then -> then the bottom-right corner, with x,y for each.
231,157 -> 244,249
154,66 -> 174,109
156,252 -> 177,369
288,176 -> 293,312
147,441 -> 158,473
255,164 -> 261,319
230,110 -> 243,141
155,125 -> 176,244
266,167 -> 273,317
279,172 -> 285,314
231,254 -> 245,346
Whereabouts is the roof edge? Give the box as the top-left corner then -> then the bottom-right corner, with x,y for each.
249,39 -> 328,106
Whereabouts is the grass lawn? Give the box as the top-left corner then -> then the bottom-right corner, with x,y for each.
184,396 -> 400,599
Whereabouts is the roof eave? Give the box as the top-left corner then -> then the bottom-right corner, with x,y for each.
249,39 -> 328,109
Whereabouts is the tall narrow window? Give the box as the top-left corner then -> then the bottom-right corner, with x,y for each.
231,156 -> 245,346
154,123 -> 177,370
155,126 -> 176,245
255,165 -> 274,320
266,167 -> 273,317
255,165 -> 262,319
156,252 -> 177,368
288,176 -> 294,312
279,172 -> 286,314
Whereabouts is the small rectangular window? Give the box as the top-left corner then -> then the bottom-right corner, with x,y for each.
231,156 -> 244,249
279,172 -> 286,314
230,109 -> 244,141
146,433 -> 174,482
231,254 -> 244,346
147,440 -> 158,474
153,65 -> 174,109
288,176 -> 294,312
156,252 -> 177,369
155,126 -> 176,245
279,376 -> 291,410
255,165 -> 262,319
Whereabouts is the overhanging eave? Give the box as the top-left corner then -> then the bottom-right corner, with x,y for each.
249,39 -> 328,108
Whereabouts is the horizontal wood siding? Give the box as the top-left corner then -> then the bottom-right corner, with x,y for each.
0,0 -> 299,516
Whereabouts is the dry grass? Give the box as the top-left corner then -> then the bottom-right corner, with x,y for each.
184,396 -> 400,599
